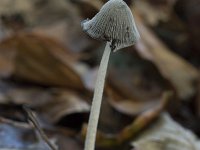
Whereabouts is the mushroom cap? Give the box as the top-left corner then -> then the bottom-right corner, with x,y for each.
81,0 -> 140,51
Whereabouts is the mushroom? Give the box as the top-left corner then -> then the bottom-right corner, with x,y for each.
82,0 -> 140,150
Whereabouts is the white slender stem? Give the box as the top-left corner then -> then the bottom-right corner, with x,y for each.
84,42 -> 111,150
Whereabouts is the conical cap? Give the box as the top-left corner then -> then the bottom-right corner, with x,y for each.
82,0 -> 140,51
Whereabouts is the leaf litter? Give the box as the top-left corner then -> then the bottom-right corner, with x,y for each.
0,0 -> 200,150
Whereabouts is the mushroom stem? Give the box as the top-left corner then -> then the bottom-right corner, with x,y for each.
84,42 -> 111,150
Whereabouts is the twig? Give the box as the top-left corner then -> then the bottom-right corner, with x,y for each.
0,116 -> 31,129
24,107 -> 58,150
0,116 -> 75,137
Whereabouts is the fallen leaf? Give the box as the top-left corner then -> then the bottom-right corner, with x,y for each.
106,51 -> 167,116
81,91 -> 172,147
106,83 -> 161,116
37,90 -> 90,124
33,11 -> 93,52
0,33 -> 85,90
174,0 -> 200,57
0,0 -> 32,16
133,9 -> 199,99
0,81 -> 90,128
134,0 -> 176,26
0,41 -> 16,78
131,113 -> 200,150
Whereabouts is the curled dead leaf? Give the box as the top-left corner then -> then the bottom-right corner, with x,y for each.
81,91 -> 172,147
106,82 -> 161,116
37,90 -> 90,124
134,0 -> 176,26
105,51 -> 167,116
0,33 -> 85,90
0,82 -> 90,127
132,9 -> 199,99
131,113 -> 200,150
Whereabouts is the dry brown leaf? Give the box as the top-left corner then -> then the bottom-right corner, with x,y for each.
0,79 -> 51,105
0,33 -> 85,90
131,113 -> 200,150
132,9 -> 199,99
134,0 -> 176,26
117,91 -> 172,143
105,51 -> 166,115
0,0 -> 31,15
106,82 -> 161,116
0,82 -> 90,125
37,90 -> 90,124
0,0 -> 79,26
81,91 -> 172,147
33,12 -> 93,52
0,46 -> 16,78
3,86 -> 53,107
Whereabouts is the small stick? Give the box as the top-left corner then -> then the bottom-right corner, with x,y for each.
0,116 -> 31,129
24,107 -> 58,150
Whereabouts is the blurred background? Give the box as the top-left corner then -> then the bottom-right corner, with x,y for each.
0,0 -> 200,150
